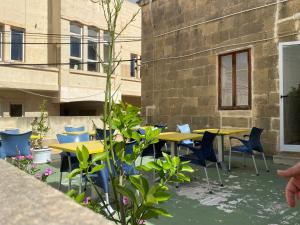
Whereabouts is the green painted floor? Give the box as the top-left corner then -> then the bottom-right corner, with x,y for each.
41,155 -> 300,225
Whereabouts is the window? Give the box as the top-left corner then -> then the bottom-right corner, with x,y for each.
70,23 -> 82,70
87,27 -> 99,72
218,49 -> 251,110
10,104 -> 23,117
11,28 -> 24,61
103,30 -> 110,73
130,53 -> 138,78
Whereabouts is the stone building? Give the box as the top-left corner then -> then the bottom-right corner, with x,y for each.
138,0 -> 300,157
0,0 -> 141,118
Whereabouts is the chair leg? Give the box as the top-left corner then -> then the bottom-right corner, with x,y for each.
215,163 -> 223,187
262,153 -> 270,172
58,172 -> 63,190
203,167 -> 213,194
251,154 -> 259,176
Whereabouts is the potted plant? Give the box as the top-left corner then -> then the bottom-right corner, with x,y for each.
31,100 -> 51,164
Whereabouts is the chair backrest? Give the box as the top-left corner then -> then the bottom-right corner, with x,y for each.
177,124 -> 193,145
124,141 -> 137,155
4,129 -> 20,134
201,131 -> 217,151
95,128 -> 115,140
0,131 -> 32,157
248,127 -> 264,152
154,124 -> 167,132
64,126 -> 85,132
56,133 -> 89,144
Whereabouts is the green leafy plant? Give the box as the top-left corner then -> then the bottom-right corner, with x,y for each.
31,100 -> 50,149
69,103 -> 194,225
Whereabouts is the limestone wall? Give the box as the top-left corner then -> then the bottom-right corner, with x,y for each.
0,160 -> 112,225
139,0 -> 300,155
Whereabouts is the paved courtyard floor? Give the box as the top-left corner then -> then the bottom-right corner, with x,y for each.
42,154 -> 300,225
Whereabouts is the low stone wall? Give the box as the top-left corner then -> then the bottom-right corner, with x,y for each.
0,116 -> 103,139
0,160 -> 112,225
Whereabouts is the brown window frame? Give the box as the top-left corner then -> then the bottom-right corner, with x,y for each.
218,49 -> 252,110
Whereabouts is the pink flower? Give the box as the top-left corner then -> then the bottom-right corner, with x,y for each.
35,172 -> 42,180
123,196 -> 129,205
44,168 -> 53,176
26,155 -> 33,160
31,163 -> 37,169
16,155 -> 25,160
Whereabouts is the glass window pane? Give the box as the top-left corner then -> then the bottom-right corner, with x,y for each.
88,28 -> 98,38
236,52 -> 249,106
104,45 -> 109,63
70,59 -> 81,70
70,36 -> 81,57
88,40 -> 97,60
11,30 -> 23,61
103,31 -> 109,42
70,23 -> 81,34
130,54 -> 137,77
88,62 -> 98,72
221,55 -> 233,107
10,104 -> 22,117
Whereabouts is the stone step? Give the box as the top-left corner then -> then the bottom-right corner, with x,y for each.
273,152 -> 300,166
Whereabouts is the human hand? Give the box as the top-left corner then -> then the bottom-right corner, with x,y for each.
278,163 -> 300,207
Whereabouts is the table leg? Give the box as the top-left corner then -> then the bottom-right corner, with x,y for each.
67,154 -> 72,191
217,135 -> 228,171
170,142 -> 177,157
217,135 -> 224,162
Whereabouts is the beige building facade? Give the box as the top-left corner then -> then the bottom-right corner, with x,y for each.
0,0 -> 141,118
138,0 -> 300,157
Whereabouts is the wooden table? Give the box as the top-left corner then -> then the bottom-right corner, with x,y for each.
49,141 -> 104,192
49,141 -> 104,154
157,132 -> 203,157
193,128 -> 249,165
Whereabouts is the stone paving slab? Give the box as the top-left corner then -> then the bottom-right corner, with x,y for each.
0,159 -> 112,225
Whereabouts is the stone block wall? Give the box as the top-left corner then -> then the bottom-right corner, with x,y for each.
139,0 -> 300,155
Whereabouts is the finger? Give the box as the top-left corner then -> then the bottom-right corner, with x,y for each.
278,163 -> 300,178
286,179 -> 297,207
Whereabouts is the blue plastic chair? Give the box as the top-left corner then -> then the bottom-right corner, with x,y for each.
182,131 -> 223,193
95,128 -> 115,140
0,131 -> 32,158
56,133 -> 89,190
177,124 -> 194,146
64,126 -> 85,132
91,141 -> 138,205
229,127 -> 269,175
